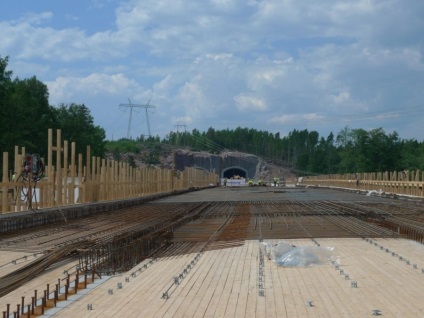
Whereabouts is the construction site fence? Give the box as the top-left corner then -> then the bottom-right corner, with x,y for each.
300,170 -> 424,197
0,129 -> 219,214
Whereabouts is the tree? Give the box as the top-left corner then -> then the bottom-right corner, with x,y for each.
367,128 -> 400,171
400,139 -> 424,170
0,56 -> 14,154
55,103 -> 106,158
0,69 -> 56,158
336,127 -> 355,173
10,76 -> 57,155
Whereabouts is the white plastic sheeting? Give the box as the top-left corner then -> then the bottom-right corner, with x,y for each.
260,241 -> 338,267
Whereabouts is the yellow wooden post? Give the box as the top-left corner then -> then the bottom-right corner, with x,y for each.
100,159 -> 105,201
69,142 -> 76,204
78,153 -> 83,203
114,160 -> 119,199
106,159 -> 112,200
142,167 -> 146,195
55,130 -> 63,206
2,152 -> 9,213
18,147 -> 26,210
13,146 -> 21,212
63,140 -> 69,205
122,162 -> 126,198
422,171 -> 424,197
14,146 -> 19,179
47,129 -> 54,207
86,145 -> 91,202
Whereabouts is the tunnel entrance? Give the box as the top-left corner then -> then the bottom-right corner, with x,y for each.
223,167 -> 247,179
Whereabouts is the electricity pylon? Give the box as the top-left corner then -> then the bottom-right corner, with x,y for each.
119,99 -> 156,138
174,124 -> 187,146
174,124 -> 187,133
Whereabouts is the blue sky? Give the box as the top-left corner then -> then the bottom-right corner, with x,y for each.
1,0 -> 424,141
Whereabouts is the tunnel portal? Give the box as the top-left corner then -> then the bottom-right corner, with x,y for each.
223,167 -> 247,179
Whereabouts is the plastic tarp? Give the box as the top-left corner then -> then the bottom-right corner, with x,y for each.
260,241 -> 337,267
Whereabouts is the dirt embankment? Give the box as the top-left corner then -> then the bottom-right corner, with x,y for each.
255,161 -> 297,184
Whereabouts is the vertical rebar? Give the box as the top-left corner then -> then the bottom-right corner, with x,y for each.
41,290 -> 46,314
75,276 -> 79,293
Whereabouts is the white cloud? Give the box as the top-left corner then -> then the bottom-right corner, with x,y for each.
269,113 -> 326,125
15,12 -> 53,25
46,73 -> 142,105
2,0 -> 424,139
331,90 -> 350,104
171,116 -> 192,125
234,94 -> 267,112
205,53 -> 233,61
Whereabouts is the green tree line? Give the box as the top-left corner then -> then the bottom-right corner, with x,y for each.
110,126 -> 424,175
0,56 -> 106,170
2,55 -> 423,176
163,126 -> 424,174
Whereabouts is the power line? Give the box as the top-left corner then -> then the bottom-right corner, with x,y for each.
119,99 -> 156,138
174,124 -> 187,147
174,124 -> 187,133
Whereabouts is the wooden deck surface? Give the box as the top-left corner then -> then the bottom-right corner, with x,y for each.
0,250 -> 79,309
11,237 -> 419,318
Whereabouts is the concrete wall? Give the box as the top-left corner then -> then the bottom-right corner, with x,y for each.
174,150 -> 259,179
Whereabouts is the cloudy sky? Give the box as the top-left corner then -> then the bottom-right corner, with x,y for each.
1,0 -> 423,141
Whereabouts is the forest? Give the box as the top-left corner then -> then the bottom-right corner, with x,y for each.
2,55 -> 424,176
161,126 -> 424,174
0,56 -> 106,161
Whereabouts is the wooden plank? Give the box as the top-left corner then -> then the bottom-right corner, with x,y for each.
320,237 -> 423,317
125,252 -> 198,317
233,240 -> 253,318
92,253 -> 191,317
157,250 -> 224,316
5,238 -> 424,318
164,252 -> 219,316
263,250 -> 278,318
0,257 -> 80,313
300,266 -> 339,317
244,242 -> 258,317
317,238 -> 387,317
290,268 -> 319,318
350,239 -> 423,316
0,251 -> 35,277
204,245 -> 241,318
222,244 -> 246,318
267,253 -> 289,318
200,246 -> 239,318
191,247 -> 237,317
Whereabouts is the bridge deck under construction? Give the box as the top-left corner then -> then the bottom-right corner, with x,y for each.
1,187 -> 424,317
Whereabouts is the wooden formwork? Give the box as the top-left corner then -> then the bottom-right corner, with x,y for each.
301,170 -> 424,197
0,129 -> 218,214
